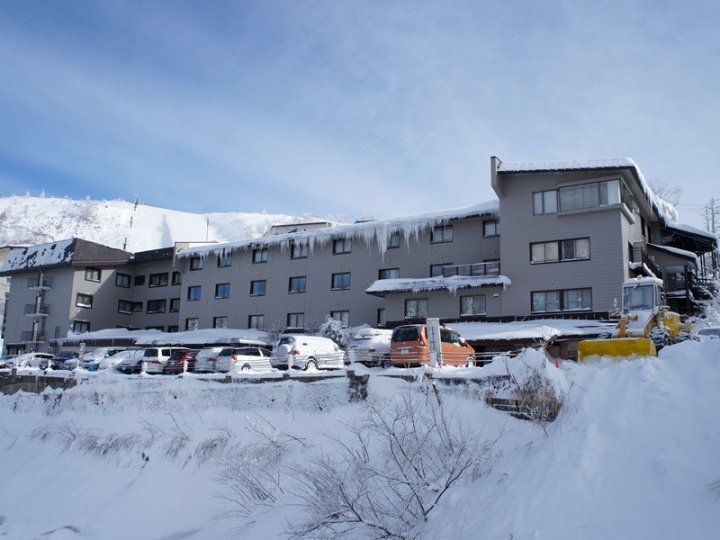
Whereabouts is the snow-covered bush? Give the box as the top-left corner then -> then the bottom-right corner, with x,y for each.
318,316 -> 350,348
286,385 -> 493,539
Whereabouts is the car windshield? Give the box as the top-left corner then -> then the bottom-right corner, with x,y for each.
392,326 -> 420,342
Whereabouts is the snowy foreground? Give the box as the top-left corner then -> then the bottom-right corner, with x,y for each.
1,339 -> 719,539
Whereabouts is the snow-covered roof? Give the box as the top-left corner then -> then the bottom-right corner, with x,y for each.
366,275 -> 511,297
449,319 -> 614,342
667,222 -> 718,241
1,239 -> 75,273
134,328 -> 270,346
496,157 -> 679,226
623,276 -> 664,287
648,243 -> 700,267
58,327 -> 271,346
177,201 -> 499,259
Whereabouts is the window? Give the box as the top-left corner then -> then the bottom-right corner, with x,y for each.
558,179 -> 621,212
187,286 -> 202,301
76,293 -> 93,308
460,295 -> 486,316
213,316 -> 228,329
531,238 -> 590,264
73,320 -> 91,333
172,271 -> 182,286
118,300 -> 134,314
85,267 -> 101,282
115,273 -> 131,288
248,314 -> 265,330
291,243 -> 308,259
167,325 -> 179,333
387,232 -> 401,249
333,238 -> 352,254
289,276 -> 307,294
431,225 -> 453,243
533,190 -> 558,215
169,298 -> 180,313
250,280 -> 266,296
430,263 -> 452,277
217,253 -> 232,267
377,308 -> 386,326
131,301 -> 143,312
252,247 -> 268,263
189,256 -> 204,270
405,298 -> 429,318
483,220 -> 500,237
379,268 -> 400,280
134,275 -> 146,286
147,299 -> 167,314
330,310 -> 350,328
185,318 -> 199,331
287,312 -> 304,329
531,288 -> 592,313
331,272 -> 351,290
215,283 -> 231,299
149,272 -> 169,287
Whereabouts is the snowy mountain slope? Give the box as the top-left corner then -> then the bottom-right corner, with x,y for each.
0,339 -> 719,539
0,195 -> 316,252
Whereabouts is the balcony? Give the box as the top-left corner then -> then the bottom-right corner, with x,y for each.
21,331 -> 46,343
443,261 -> 501,278
27,276 -> 53,290
24,303 -> 50,317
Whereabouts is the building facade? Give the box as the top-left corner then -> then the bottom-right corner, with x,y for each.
1,158 -> 717,354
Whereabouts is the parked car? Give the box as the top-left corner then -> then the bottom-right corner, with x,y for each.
50,352 -> 79,370
163,349 -> 199,374
347,327 -> 393,367
142,347 -> 191,374
80,347 -> 126,371
215,346 -> 273,373
270,335 -> 345,371
390,324 -> 477,367
8,352 -> 55,369
193,346 -> 227,373
114,350 -> 147,373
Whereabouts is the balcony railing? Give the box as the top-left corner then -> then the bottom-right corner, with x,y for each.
443,261 -> 501,278
27,276 -> 53,289
24,303 -> 50,316
21,331 -> 46,343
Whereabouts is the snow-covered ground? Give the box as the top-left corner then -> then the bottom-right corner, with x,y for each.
1,336 -> 719,539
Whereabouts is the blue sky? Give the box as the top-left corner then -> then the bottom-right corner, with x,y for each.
1,1 -> 718,228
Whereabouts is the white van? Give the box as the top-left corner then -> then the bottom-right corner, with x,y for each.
270,335 -> 345,371
142,347 -> 190,374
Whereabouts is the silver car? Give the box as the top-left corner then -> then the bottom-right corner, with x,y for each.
215,346 -> 274,373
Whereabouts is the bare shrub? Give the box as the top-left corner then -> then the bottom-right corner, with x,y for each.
78,432 -> 142,456
514,371 -> 563,427
287,386 -> 493,539
216,417 -> 306,519
484,356 -> 563,436
165,428 -> 192,460
194,425 -> 235,465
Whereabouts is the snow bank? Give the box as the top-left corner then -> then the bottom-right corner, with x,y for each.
1,339 -> 719,539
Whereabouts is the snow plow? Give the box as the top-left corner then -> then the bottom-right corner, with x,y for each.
578,277 -> 690,361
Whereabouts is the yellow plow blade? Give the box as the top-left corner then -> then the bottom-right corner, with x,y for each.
578,337 -> 657,361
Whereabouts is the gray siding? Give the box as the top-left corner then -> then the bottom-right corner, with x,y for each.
178,216 -> 501,331
497,170 -> 646,316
